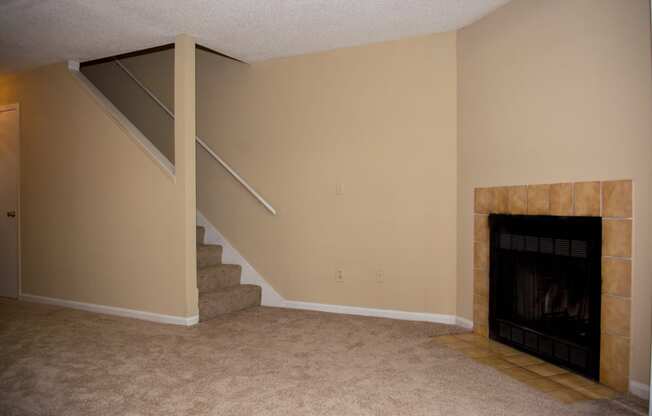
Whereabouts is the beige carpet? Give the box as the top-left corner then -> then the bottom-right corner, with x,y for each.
0,299 -> 646,416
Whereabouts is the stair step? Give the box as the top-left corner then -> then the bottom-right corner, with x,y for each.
196,226 -> 205,244
199,284 -> 261,320
197,264 -> 241,293
197,244 -> 222,268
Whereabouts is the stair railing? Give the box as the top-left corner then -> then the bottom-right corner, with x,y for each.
114,59 -> 277,216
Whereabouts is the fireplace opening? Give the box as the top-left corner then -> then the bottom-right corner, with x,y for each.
489,214 -> 602,380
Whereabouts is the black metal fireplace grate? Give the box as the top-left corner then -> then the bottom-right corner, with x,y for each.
489,214 -> 602,380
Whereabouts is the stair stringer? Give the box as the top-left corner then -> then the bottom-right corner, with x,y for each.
196,211 -> 284,307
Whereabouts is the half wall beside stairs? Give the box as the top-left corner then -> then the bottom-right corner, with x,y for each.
0,61 -> 195,321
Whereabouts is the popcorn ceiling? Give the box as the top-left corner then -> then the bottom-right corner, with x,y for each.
0,0 -> 509,74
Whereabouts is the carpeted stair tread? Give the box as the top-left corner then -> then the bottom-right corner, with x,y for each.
197,244 -> 222,268
199,284 -> 262,320
194,225 -> 261,321
197,264 -> 242,293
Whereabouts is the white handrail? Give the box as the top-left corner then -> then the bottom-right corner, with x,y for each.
195,137 -> 276,215
114,59 -> 277,215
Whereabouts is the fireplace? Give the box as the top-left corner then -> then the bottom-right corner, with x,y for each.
488,214 -> 602,380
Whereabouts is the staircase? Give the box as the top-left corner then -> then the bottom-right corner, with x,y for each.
196,226 -> 261,321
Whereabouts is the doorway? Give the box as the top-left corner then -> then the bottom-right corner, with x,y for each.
0,104 -> 20,299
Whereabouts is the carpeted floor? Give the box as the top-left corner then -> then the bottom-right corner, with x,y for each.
0,299 -> 647,416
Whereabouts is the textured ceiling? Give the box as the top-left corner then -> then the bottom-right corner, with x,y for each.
0,0 -> 510,74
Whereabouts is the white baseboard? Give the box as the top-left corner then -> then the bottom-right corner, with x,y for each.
196,211 -> 285,307
455,316 -> 474,329
18,293 -> 649,399
282,300 -> 468,327
629,379 -> 650,400
197,211 -> 474,328
20,293 -> 198,326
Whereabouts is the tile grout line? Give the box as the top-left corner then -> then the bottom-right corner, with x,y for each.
437,335 -> 618,403
603,255 -> 632,260
601,293 -> 632,301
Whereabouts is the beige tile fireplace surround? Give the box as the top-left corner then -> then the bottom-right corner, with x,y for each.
472,180 -> 633,392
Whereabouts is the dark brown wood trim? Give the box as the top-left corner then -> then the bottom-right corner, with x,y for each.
80,42 -> 247,68
196,44 -> 247,64
80,44 -> 174,67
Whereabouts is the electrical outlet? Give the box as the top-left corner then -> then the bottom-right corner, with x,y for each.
336,182 -> 344,196
335,270 -> 344,283
376,270 -> 384,283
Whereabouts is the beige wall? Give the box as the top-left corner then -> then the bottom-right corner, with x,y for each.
0,60 -> 196,318
457,0 -> 652,385
196,34 -> 459,315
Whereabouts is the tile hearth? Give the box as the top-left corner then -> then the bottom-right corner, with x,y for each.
433,333 -> 618,404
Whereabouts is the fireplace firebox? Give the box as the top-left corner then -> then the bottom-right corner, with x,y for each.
489,214 -> 602,380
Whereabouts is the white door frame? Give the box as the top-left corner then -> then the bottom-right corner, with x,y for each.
0,103 -> 21,298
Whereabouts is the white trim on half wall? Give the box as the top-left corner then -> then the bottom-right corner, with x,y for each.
67,61 -> 176,179
20,293 -> 198,326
